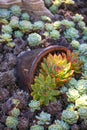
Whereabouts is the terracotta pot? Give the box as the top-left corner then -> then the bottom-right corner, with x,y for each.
16,45 -> 70,92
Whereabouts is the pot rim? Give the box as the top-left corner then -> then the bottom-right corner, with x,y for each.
29,45 -> 70,87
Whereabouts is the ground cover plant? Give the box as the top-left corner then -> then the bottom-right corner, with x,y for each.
0,0 -> 87,130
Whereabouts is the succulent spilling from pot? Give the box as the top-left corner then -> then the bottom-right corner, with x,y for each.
1,1 -> 87,130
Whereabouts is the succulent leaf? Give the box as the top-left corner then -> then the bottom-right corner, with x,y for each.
67,51 -> 83,74
31,74 -> 60,105
28,100 -> 40,112
40,53 -> 74,86
36,111 -> 51,125
78,107 -> 87,120
30,125 -> 44,130
27,33 -> 42,46
6,116 -> 18,129
61,110 -> 79,124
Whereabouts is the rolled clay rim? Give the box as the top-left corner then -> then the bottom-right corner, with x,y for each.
29,45 -> 70,88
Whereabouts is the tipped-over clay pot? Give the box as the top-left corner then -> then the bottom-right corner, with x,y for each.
16,45 -> 70,92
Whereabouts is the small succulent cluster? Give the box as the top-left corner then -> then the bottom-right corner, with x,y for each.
61,109 -> 79,124
6,116 -> 19,129
78,107 -> 87,120
65,78 -> 87,106
31,74 -> 60,105
75,95 -> 87,108
66,88 -> 80,102
6,107 -> 20,129
27,33 -> 42,47
48,124 -> 62,130
40,53 -> 74,86
28,100 -> 40,112
61,19 -> 75,29
4,89 -> 29,129
67,51 -> 83,74
36,111 -> 51,125
44,0 -> 74,14
0,5 -> 43,48
64,27 -> 79,41
31,51 -> 84,106
30,125 -> 44,130
0,4 -> 87,49
1,2 -> 87,130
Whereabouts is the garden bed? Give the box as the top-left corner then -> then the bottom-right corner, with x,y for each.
0,0 -> 87,130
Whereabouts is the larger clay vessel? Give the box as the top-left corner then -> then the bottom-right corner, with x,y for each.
16,45 -> 70,92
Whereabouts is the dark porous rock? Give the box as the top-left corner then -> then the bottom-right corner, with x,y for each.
0,61 -> 8,72
0,114 -> 7,124
5,53 -> 17,69
13,38 -> 27,55
18,117 -> 29,130
0,123 -> 5,130
12,89 -> 29,109
1,98 -> 14,113
71,124 -> 80,130
46,101 -> 62,115
4,127 -> 11,130
80,120 -> 87,130
0,54 -> 3,63
0,88 -> 9,102
0,70 -> 16,88
55,112 -> 62,120
20,109 -> 34,123
3,45 -> 13,53
0,43 -> 3,53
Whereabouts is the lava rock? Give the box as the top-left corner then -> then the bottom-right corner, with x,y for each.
0,70 -> 16,87
0,88 -> 9,102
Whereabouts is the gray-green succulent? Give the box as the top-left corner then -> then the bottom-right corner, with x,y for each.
36,111 -> 51,125
14,31 -> 23,38
83,27 -> 87,40
50,30 -> 60,40
19,20 -> 33,33
66,103 -> 75,111
28,100 -> 40,112
44,0 -> 52,7
45,23 -> 54,32
78,107 -> 87,120
78,21 -> 86,29
73,13 -> 84,22
0,33 -> 12,43
55,120 -> 70,130
27,33 -> 42,46
21,13 -> 30,20
10,107 -> 20,118
33,21 -> 44,31
49,5 -> 58,14
64,27 -> 79,41
61,20 -> 75,28
2,25 -> 13,34
0,9 -> 10,20
41,15 -> 52,22
75,95 -> 87,108
78,44 -> 87,55
6,116 -> 18,129
48,124 -> 63,130
70,40 -> 80,49
65,78 -> 77,89
76,79 -> 87,95
66,88 -> 80,102
30,125 -> 44,130
10,5 -> 21,17
61,109 -> 79,124
53,21 -> 61,30
9,18 -> 19,29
